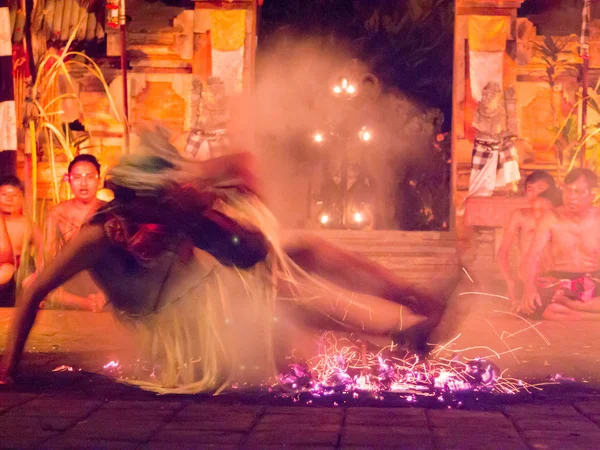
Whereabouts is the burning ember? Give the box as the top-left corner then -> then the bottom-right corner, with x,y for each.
277,332 -> 542,405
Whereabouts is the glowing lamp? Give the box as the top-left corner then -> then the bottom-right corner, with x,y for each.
96,188 -> 114,202
359,127 -> 372,142
319,213 -> 330,225
333,86 -> 342,95
346,85 -> 356,95
353,212 -> 363,223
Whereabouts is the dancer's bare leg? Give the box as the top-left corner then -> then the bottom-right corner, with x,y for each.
282,233 -> 444,318
278,276 -> 431,352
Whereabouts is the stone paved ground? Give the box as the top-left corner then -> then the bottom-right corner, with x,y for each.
2,285 -> 600,449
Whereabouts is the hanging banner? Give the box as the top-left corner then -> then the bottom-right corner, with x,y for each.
210,10 -> 246,51
468,15 -> 510,52
211,46 -> 244,95
469,51 -> 504,102
0,0 -> 17,160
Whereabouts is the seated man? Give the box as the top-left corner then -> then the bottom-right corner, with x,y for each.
518,168 -> 600,320
497,170 -> 559,303
0,176 -> 41,307
40,155 -> 107,311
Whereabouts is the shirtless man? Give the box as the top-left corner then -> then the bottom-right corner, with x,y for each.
497,171 -> 558,303
0,176 -> 42,306
41,155 -> 106,311
518,168 -> 600,319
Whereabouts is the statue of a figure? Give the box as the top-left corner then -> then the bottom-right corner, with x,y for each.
468,82 -> 520,197
184,77 -> 230,161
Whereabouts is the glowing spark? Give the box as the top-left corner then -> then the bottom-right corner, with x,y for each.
103,361 -> 120,370
52,365 -> 74,372
459,292 -> 510,300
492,310 -> 551,346
462,267 -> 475,283
347,85 -> 356,94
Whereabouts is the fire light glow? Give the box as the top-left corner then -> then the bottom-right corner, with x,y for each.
320,214 -> 330,225
278,332 -> 546,405
314,132 -> 324,143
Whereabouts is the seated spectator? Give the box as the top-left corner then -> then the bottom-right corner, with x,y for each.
518,169 -> 600,319
497,171 -> 557,303
33,155 -> 107,311
0,176 -> 41,307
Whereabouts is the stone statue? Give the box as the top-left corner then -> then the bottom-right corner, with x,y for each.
184,77 -> 230,160
468,82 -> 520,197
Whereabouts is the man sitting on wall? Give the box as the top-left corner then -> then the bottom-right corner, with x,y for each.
517,168 -> 600,320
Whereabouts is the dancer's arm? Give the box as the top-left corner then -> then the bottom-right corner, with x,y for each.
0,225 -> 110,381
517,213 -> 553,314
0,214 -> 15,286
497,210 -> 522,303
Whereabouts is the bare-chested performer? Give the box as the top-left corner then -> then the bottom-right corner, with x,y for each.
38,155 -> 107,312
0,176 -> 42,307
0,128 -> 447,393
497,171 -> 559,303
517,168 -> 600,320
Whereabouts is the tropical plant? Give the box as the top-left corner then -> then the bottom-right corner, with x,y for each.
24,17 -> 122,219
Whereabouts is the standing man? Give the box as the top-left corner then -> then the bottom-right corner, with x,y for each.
517,168 -> 600,320
497,171 -> 558,303
41,155 -> 107,311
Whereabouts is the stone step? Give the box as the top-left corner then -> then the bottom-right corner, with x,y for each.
129,56 -> 191,69
127,32 -> 175,46
128,44 -> 180,58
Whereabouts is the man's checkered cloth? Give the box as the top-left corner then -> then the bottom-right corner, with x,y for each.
184,128 -> 228,159
471,138 -> 516,171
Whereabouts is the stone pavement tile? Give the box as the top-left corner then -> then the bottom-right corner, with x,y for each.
345,407 -> 428,427
150,429 -> 246,445
61,419 -> 165,442
522,429 -> 600,439
0,435 -> 47,449
246,429 -> 339,446
257,412 -> 343,427
340,446 -> 433,450
0,415 -> 66,437
575,401 -> 600,415
142,443 -> 238,450
162,414 -> 256,432
253,446 -> 336,450
432,427 -> 520,439
340,425 -> 431,447
86,408 -> 177,421
256,423 -> 341,433
9,397 -> 101,418
0,393 -> 38,410
265,406 -> 343,416
341,432 -> 433,448
428,410 -> 515,430
515,418 -> 600,432
528,437 -> 600,450
99,400 -> 183,410
39,437 -> 139,449
435,435 -> 528,450
176,404 -> 263,419
504,404 -> 583,418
